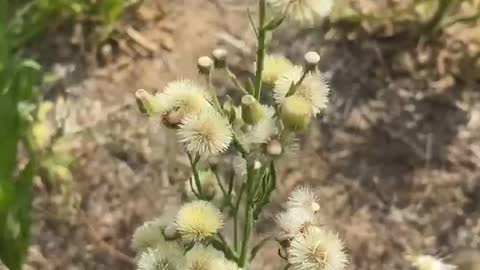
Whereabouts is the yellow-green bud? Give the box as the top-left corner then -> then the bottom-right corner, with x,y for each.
241,95 -> 265,125
135,89 -> 165,115
280,96 -> 312,131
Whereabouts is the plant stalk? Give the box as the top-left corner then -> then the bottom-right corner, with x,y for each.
253,0 -> 267,100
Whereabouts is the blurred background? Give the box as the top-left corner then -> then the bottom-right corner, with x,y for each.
1,0 -> 480,269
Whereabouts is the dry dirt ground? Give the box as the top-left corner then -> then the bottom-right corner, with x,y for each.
23,0 -> 480,269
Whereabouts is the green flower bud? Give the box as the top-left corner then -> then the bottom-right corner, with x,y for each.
241,95 -> 265,125
281,95 -> 312,131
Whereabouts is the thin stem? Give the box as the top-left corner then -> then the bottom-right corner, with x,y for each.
215,233 -> 238,261
253,0 -> 267,100
423,0 -> 453,35
205,73 -> 222,111
226,67 -> 249,95
286,69 -> 308,97
213,169 -> 228,198
187,152 -> 204,199
233,183 -> 246,252
239,163 -> 255,267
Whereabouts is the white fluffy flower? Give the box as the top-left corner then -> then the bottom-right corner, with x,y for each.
137,246 -> 185,270
274,66 -> 329,117
177,109 -> 233,156
260,55 -> 294,85
287,186 -> 320,212
275,207 -> 318,239
288,226 -> 347,270
132,218 -> 168,252
266,0 -> 334,26
162,79 -> 212,115
185,245 -> 225,270
244,106 -> 277,145
175,200 -> 223,242
407,255 -> 457,270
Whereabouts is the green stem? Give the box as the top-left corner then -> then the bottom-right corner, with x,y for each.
187,152 -> 204,199
239,163 -> 255,267
233,183 -> 245,251
253,0 -> 267,100
286,68 -> 309,97
423,0 -> 453,35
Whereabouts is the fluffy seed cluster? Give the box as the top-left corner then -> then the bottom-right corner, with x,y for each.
275,187 -> 347,270
407,255 -> 457,270
266,0 -> 334,26
274,65 -> 329,117
175,200 -> 223,242
289,227 -> 347,270
177,109 -> 233,156
162,79 -> 211,116
261,55 -> 295,85
137,245 -> 185,270
132,218 -> 168,252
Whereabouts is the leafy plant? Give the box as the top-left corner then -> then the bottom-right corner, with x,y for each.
0,2 -> 43,269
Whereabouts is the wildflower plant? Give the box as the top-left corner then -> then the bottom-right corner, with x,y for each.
133,1 -> 347,270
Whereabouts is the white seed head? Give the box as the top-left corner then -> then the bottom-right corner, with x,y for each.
273,65 -> 304,104
132,218 -> 169,252
259,55 -> 295,85
275,207 -> 318,238
185,245 -> 225,270
137,246 -> 185,270
177,109 -> 233,157
175,200 -> 223,242
266,0 -> 334,27
288,226 -> 347,270
274,66 -> 330,117
197,56 -> 214,74
287,186 -> 319,212
162,79 -> 211,116
406,255 -> 457,270
244,106 -> 277,145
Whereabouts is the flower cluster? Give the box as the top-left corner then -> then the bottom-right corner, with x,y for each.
275,187 -> 347,270
132,201 -> 233,270
132,1 -> 342,270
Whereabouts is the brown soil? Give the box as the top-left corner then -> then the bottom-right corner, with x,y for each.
25,0 -> 480,269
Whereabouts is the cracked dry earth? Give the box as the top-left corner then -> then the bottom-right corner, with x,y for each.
19,0 -> 480,269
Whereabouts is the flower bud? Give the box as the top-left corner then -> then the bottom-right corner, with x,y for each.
162,110 -> 183,129
212,48 -> 227,69
241,95 -> 265,125
280,96 -> 312,132
163,223 -> 179,240
304,51 -> 320,72
135,89 -> 166,116
266,139 -> 283,157
197,56 -> 214,75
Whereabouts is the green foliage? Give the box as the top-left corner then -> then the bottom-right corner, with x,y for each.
7,0 -> 126,48
0,1 -> 42,269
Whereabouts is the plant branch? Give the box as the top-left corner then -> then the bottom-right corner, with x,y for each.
253,0 -> 267,100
